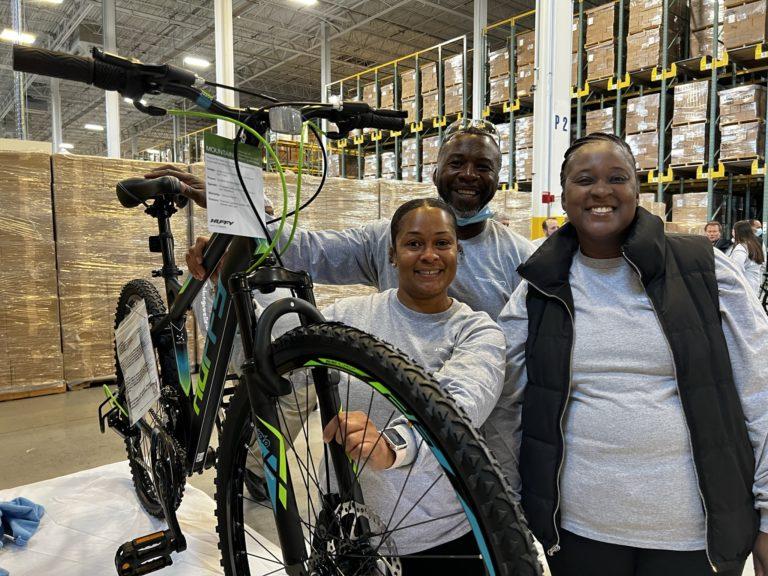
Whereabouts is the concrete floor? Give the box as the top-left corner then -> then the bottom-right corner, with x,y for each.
0,387 -> 756,576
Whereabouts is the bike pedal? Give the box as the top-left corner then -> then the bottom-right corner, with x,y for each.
115,530 -> 180,576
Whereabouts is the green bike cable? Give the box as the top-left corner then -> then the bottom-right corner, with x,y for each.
278,123 -> 307,256
167,109 -> 289,269
103,384 -> 129,419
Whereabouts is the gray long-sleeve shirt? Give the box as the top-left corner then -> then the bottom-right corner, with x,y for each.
321,289 -> 506,554
491,248 -> 768,549
277,217 -> 534,320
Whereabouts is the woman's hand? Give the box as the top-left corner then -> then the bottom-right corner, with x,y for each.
145,164 -> 207,208
754,531 -> 768,576
322,411 -> 395,471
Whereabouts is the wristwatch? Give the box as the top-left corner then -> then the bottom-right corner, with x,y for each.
382,424 -> 413,469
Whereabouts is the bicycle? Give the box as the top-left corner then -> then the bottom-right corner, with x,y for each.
13,45 -> 541,576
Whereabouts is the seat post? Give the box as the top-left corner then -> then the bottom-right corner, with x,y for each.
146,199 -> 183,297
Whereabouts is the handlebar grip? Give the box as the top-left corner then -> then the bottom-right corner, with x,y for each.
372,108 -> 408,119
357,113 -> 406,131
13,45 -> 94,84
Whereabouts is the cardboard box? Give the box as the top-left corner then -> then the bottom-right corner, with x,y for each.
673,81 -> 710,125
362,83 -> 376,106
690,26 -> 726,57
420,62 -> 438,94
724,0 -> 768,49
516,30 -> 536,67
0,152 -> 65,399
628,0 -> 686,33
666,221 -> 708,235
506,191 -> 533,239
514,116 -> 534,149
401,69 -> 417,100
380,82 -> 394,110
673,206 -> 709,221
719,84 -> 767,124
572,51 -> 582,85
585,3 -> 617,47
690,0 -> 725,31
499,153 -> 510,183
489,48 -> 511,79
670,122 -> 709,166
586,107 -> 615,135
400,97 -> 419,124
517,63 -> 535,97
444,84 -> 463,116
489,76 -> 510,104
401,166 -> 419,181
422,91 -> 439,119
496,122 -> 510,153
586,41 -> 615,80
626,93 -> 660,134
443,53 -> 464,87
674,191 -> 709,208
421,163 -> 436,181
640,198 -> 668,219
626,131 -> 660,170
515,146 -> 533,181
720,121 -> 766,159
627,27 -> 682,72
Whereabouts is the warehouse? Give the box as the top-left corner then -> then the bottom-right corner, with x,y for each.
1,1 -> 767,575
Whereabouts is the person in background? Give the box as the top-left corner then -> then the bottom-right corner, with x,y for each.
728,219 -> 765,297
704,220 -> 732,253
494,132 -> 768,576
751,219 -> 765,242
531,217 -> 560,247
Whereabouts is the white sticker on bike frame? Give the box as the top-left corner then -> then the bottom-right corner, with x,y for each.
115,300 -> 161,426
204,132 -> 266,238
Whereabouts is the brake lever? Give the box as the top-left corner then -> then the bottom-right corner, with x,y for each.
134,100 -> 166,116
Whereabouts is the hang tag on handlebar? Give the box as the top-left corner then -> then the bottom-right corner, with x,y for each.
269,107 -> 303,135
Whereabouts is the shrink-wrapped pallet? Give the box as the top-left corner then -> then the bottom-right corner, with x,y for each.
720,121 -> 766,160
516,31 -> 536,67
514,116 -> 534,149
673,81 -> 710,125
517,64 -> 535,97
515,147 -> 533,181
626,27 -> 683,72
505,191 -> 532,239
586,108 -> 615,135
719,85 -> 767,124
379,179 -> 436,220
723,0 -> 768,49
443,54 -> 464,87
626,94 -> 661,134
670,123 -> 708,166
585,3 -> 618,47
626,131 -> 660,170
0,152 -> 65,400
586,41 -> 615,80
489,76 -> 510,105
489,48 -> 510,79
53,155 -> 190,385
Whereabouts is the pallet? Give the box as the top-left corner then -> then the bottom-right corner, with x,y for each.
66,374 -> 117,391
0,382 -> 66,402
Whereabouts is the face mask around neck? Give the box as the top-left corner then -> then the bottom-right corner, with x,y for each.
455,204 -> 494,227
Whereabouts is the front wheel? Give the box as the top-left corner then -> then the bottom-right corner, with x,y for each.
215,322 -> 540,576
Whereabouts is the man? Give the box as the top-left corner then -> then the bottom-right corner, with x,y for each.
147,119 -> 535,320
531,217 -> 560,247
751,219 -> 764,241
704,220 -> 732,253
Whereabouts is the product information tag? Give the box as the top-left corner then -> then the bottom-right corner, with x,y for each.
204,132 -> 266,238
115,300 -> 161,426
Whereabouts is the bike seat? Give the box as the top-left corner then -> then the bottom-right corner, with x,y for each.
116,176 -> 187,208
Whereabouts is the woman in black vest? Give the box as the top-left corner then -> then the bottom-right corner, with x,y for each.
494,133 -> 768,576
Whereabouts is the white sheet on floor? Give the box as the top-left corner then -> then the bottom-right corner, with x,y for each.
0,461 -> 284,576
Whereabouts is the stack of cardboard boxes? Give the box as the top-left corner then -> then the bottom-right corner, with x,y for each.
0,152 -> 65,400
719,84 -> 767,160
422,135 -> 439,180
488,47 -> 511,105
585,3 -> 617,81
690,0 -> 725,57
723,0 -> 768,49
670,80 -> 711,167
626,0 -> 684,72
497,122 -> 510,183
639,192 -> 667,220
668,191 -> 708,234
506,191 -> 533,239
572,16 -> 583,86
514,115 -> 534,182
400,62 -> 439,124
586,108 -> 615,135
516,30 -> 535,97
625,93 -> 662,170
328,152 -> 361,179
443,54 -> 465,116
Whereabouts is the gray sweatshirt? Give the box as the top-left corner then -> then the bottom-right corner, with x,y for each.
321,289 -> 506,554
276,217 -> 534,320
491,248 -> 768,549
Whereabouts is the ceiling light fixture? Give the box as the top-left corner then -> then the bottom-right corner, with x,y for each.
84,123 -> 104,131
0,29 -> 36,44
183,56 -> 210,69
59,143 -> 74,149
292,0 -> 318,5
39,0 -> 64,4
145,149 -> 160,154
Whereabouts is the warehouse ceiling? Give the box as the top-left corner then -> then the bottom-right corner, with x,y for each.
0,0 -> 545,157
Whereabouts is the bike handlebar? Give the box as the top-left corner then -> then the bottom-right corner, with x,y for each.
12,45 -> 406,136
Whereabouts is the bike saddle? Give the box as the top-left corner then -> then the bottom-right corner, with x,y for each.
116,176 -> 188,209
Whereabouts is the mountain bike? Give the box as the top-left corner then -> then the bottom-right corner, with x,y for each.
13,45 -> 541,576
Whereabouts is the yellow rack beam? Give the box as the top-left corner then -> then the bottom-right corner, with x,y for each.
484,9 -> 536,33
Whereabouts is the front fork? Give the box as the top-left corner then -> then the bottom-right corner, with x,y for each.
229,264 -> 368,575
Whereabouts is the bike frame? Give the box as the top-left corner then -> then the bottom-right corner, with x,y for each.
133,197 -> 363,571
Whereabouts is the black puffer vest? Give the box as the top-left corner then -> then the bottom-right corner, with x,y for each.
518,208 -> 758,572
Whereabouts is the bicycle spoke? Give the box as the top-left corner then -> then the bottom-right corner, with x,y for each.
380,437 -> 424,537
369,510 -> 466,539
